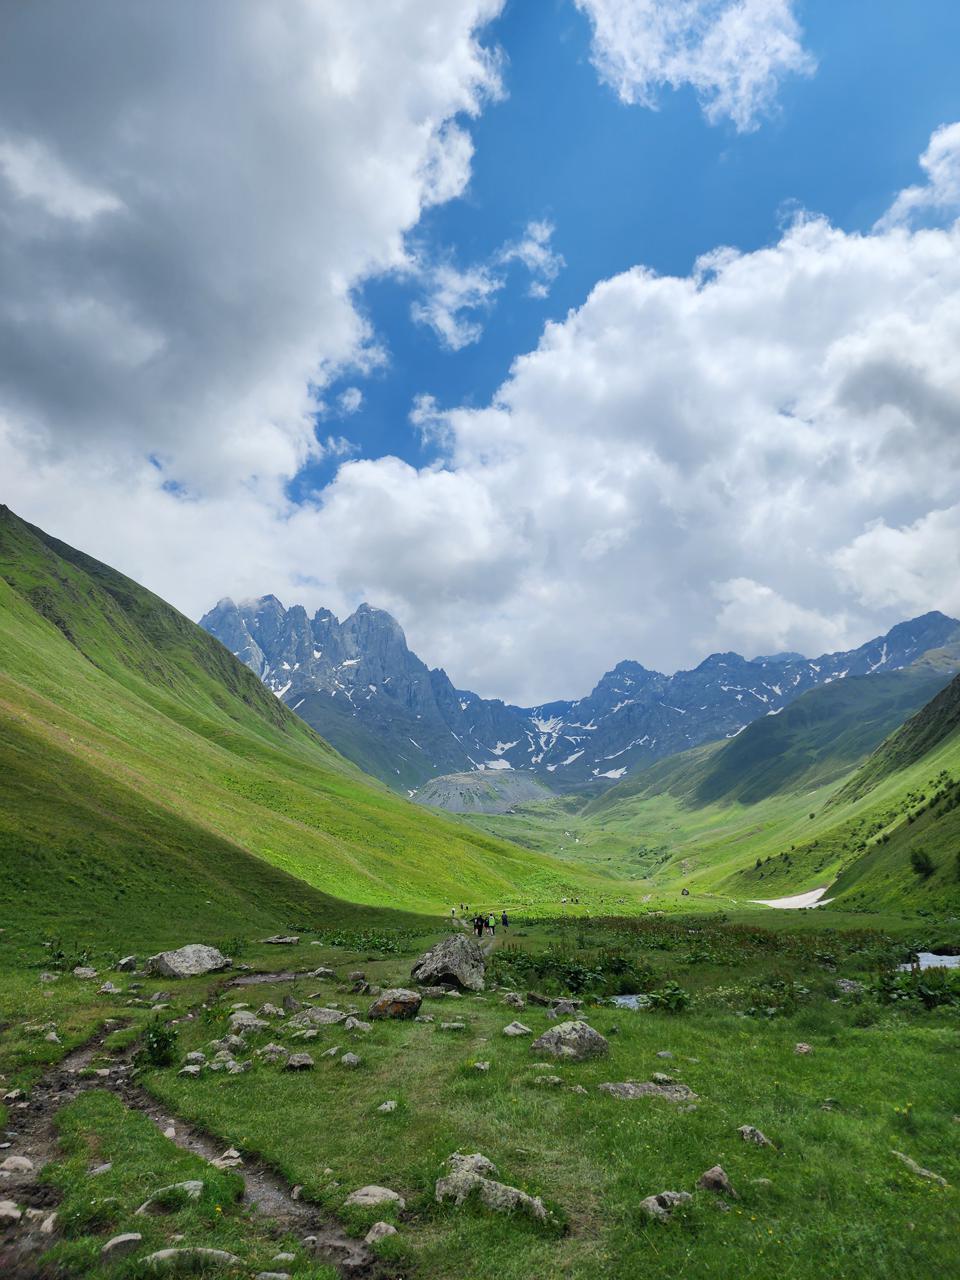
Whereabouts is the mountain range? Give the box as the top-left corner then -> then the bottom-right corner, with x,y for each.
200,595 -> 960,793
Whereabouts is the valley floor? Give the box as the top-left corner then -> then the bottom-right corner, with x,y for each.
2,912 -> 959,1279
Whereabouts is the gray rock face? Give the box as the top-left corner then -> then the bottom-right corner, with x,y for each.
368,989 -> 422,1019
435,1152 -> 550,1222
599,1080 -> 698,1103
531,1021 -> 609,1062
411,935 -> 485,992
503,1021 -> 532,1037
144,944 -> 230,979
639,1190 -> 692,1221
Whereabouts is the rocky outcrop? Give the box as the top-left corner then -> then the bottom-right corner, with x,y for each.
411,935 -> 485,992
530,1021 -> 608,1062
639,1190 -> 691,1221
599,1079 -> 698,1103
144,944 -> 230,978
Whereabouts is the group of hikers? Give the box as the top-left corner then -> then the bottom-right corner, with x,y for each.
451,904 -> 509,937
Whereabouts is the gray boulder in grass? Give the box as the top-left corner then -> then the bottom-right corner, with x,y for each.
144,944 -> 230,978
368,988 -> 422,1019
435,1152 -> 552,1223
411,935 -> 485,992
531,1020 -> 609,1061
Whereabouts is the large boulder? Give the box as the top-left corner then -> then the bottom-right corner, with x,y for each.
368,988 -> 422,1019
531,1021 -> 609,1062
144,945 -> 230,979
411,935 -> 485,992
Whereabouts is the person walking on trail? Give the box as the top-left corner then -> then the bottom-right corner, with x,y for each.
473,914 -> 484,939
488,912 -> 496,936
501,910 -> 509,930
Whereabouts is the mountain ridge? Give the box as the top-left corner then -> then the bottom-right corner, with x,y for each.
201,593 -> 960,793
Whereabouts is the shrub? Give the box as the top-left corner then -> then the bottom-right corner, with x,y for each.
135,1019 -> 178,1068
909,848 -> 935,879
647,981 -> 691,1012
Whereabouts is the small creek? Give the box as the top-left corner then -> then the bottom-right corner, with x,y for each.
899,952 -> 960,972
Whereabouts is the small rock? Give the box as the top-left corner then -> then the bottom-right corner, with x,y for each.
257,1003 -> 285,1018
344,1184 -> 405,1209
99,982 -> 121,995
440,1021 -> 466,1031
599,1080 -> 698,1104
502,1021 -> 532,1037
40,1211 -> 57,1233
116,956 -> 137,971
184,1051 -> 206,1065
0,1200 -> 22,1226
473,1061 -> 491,1072
90,1161 -> 113,1175
415,1014 -> 435,1024
255,1273 -> 291,1280
502,992 -> 525,1009
177,1064 -> 202,1079
256,1043 -> 289,1064
435,1152 -> 550,1222
794,1042 -> 813,1055
39,972 -> 59,983
697,1165 -> 737,1197
551,999 -> 580,1017
144,944 -> 230,979
135,1179 -> 204,1215
738,1125 -> 774,1147
531,1021 -> 609,1062
836,978 -> 864,995
365,1220 -> 398,1245
309,967 -> 336,979
288,1006 -> 346,1029
72,966 -> 97,979
340,1052 -> 361,1068
101,1233 -> 143,1260
534,1075 -> 562,1087
284,1053 -> 315,1071
321,1045 -> 340,1057
570,1084 -> 589,1095
141,1247 -> 241,1270
229,1010 -> 269,1032
651,1072 -> 675,1085
348,971 -> 366,982
343,1016 -> 372,1033
377,1100 -> 397,1113
0,1155 -> 34,1173
164,1126 -> 176,1139
892,1150 -> 949,1186
655,1050 -> 674,1059
282,995 -> 302,1013
272,1255 -> 296,1265
639,1190 -> 692,1221
3,1089 -> 24,1102
368,988 -> 422,1020
262,936 -> 300,945
44,1031 -> 60,1044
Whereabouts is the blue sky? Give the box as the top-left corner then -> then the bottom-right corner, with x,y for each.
3,0 -> 960,701
306,0 -> 960,488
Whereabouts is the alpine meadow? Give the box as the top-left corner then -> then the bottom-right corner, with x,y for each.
2,4 -> 960,1280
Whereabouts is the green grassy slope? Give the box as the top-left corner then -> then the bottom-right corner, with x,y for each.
0,507 -> 582,948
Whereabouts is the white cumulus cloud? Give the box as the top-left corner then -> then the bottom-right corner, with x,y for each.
574,0 -> 815,131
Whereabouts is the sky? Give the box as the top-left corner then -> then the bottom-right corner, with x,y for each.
2,0 -> 960,705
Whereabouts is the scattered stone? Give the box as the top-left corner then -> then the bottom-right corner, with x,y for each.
474,1061 -> 491,1072
257,1003 -> 285,1018
39,972 -> 59,983
72,966 -> 97,979
440,1021 -> 466,1031
152,991 -> 172,1003
144,945 -> 230,979
655,1050 -> 674,1059
225,1059 -> 251,1075
0,1200 -> 22,1226
639,1190 -> 692,1221
435,1152 -> 550,1222
570,1084 -> 589,1096
738,1125 -> 773,1147
229,1010 -> 269,1032
415,1015 -> 435,1024
255,1273 -> 291,1280
98,981 -> 121,995
368,988 -> 422,1020
892,1150 -> 949,1186
284,1053 -> 315,1071
211,1148 -> 242,1170
272,1254 -> 296,1265
136,1180 -> 204,1215
101,1233 -> 143,1260
164,1127 -> 176,1139
256,1043 -> 289,1063
411,935 -> 486,992
309,967 -> 336,979
340,1052 -> 361,1068
377,1100 -> 398,1113
3,1089 -> 25,1102
262,936 -> 299,945
348,971 -> 366,982
44,1031 -> 60,1043
1,1155 -> 34,1173
344,1016 -> 372,1033
551,999 -> 580,1017
90,1161 -> 113,1175
531,1021 -> 609,1062
502,992 -> 525,1010
288,1006 -> 347,1029
697,1165 -> 737,1197
599,1080 -> 698,1104
502,1021 -> 532,1037
184,1051 -> 206,1065
365,1220 -> 398,1245
282,995 -> 302,1013
177,1065 -> 202,1079
40,1211 -> 57,1233
117,955 -> 137,971
419,985 -> 454,998
836,978 -> 864,995
344,1184 -> 405,1209
526,991 -> 553,1007
141,1247 -> 241,1271
794,1042 -> 813,1055
651,1072 -> 676,1085
534,1075 -> 562,1087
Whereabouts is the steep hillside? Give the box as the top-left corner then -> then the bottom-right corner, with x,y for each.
413,771 -> 554,814
0,507 -> 579,945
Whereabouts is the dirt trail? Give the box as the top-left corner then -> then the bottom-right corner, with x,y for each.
1,1021 -> 377,1278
